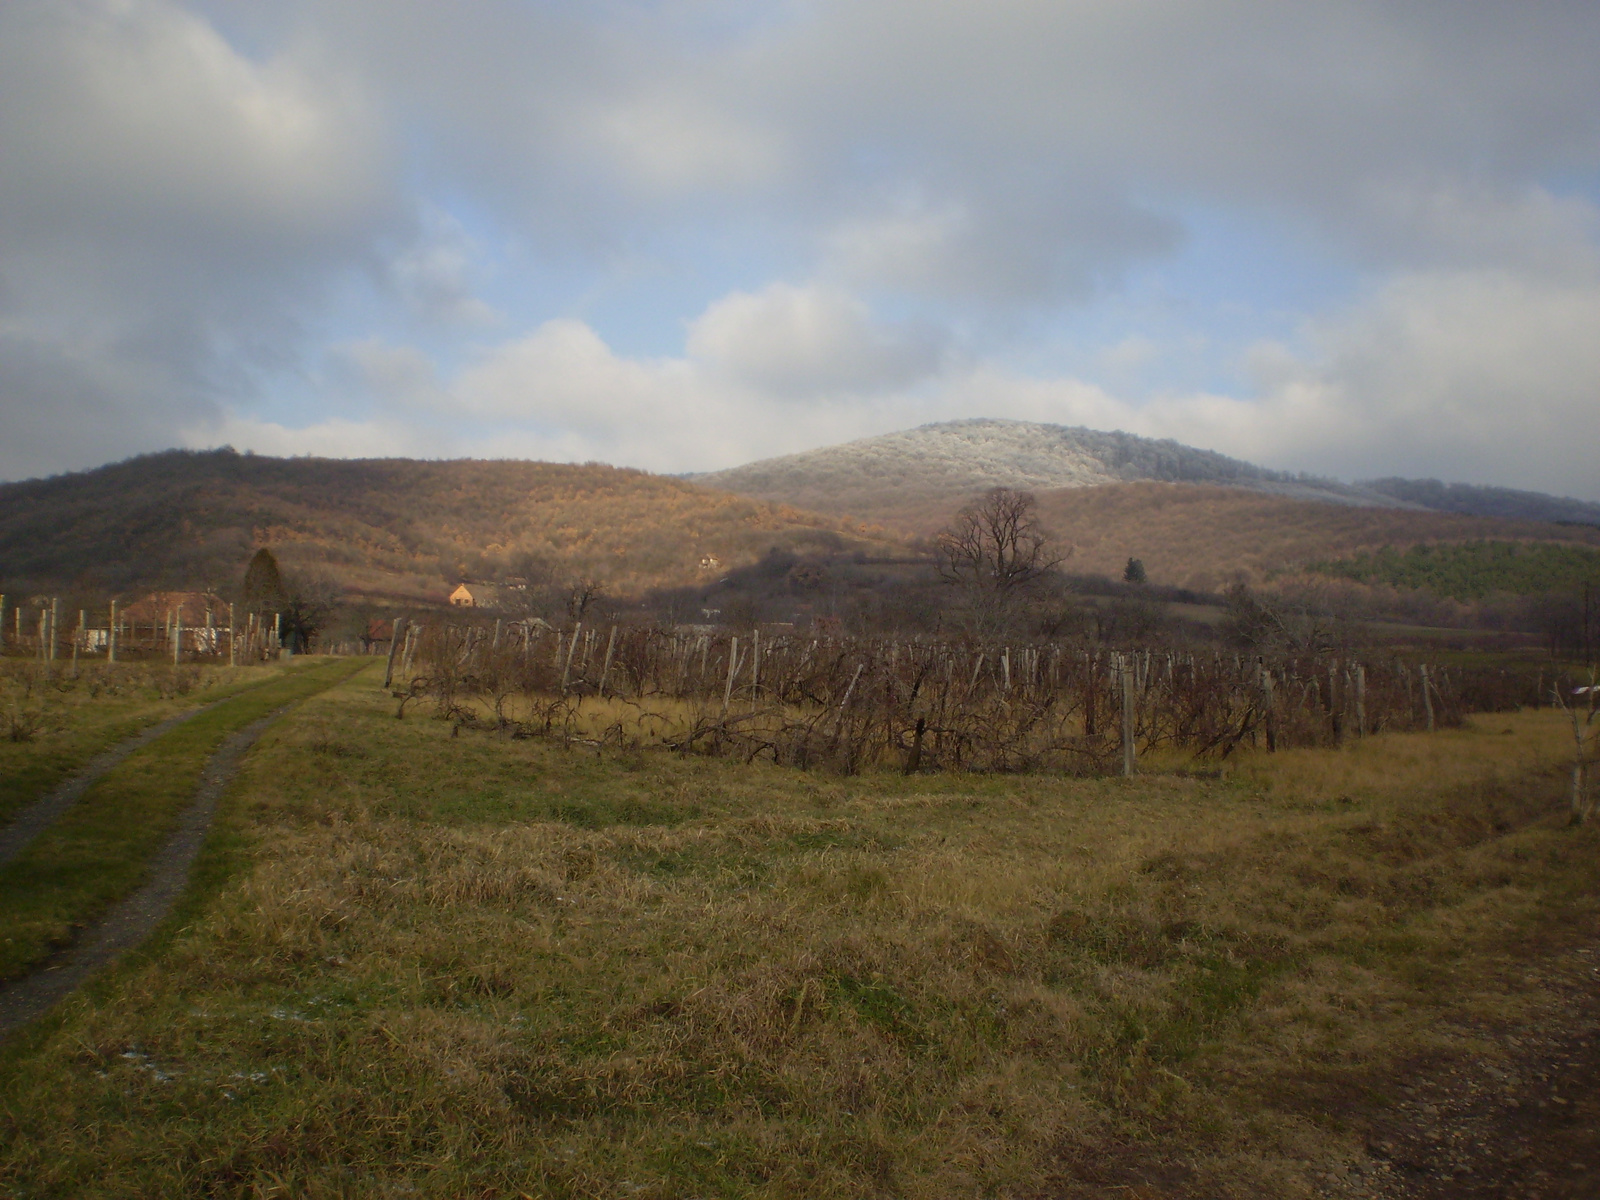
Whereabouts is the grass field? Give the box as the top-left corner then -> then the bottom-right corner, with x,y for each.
0,658 -> 305,828
0,657 -> 371,982
0,661 -> 1595,1197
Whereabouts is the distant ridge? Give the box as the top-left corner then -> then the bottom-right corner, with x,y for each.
695,419 -> 1407,523
1363,478 -> 1600,528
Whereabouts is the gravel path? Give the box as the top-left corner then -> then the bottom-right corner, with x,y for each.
0,704 -> 218,867
0,710 -> 281,1036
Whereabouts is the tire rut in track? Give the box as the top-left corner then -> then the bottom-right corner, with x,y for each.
0,710 -> 282,1036
0,704 -> 219,867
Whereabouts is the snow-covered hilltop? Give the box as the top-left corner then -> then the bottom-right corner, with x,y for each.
696,419 -> 1399,522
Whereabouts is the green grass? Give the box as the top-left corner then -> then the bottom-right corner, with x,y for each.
0,658 -> 307,827
1312,538 -> 1600,599
0,658 -> 370,982
0,673 -> 1594,1197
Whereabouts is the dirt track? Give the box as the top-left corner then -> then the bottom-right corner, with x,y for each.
0,704 -> 216,867
0,710 -> 281,1036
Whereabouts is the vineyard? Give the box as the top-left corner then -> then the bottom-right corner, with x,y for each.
388,619 -> 1530,775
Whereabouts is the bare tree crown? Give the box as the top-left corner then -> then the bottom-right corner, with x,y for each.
935,488 -> 1064,595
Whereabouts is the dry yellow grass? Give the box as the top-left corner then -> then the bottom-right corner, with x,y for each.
0,663 -> 1594,1197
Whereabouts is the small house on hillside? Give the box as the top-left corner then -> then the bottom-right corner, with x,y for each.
449,582 -> 524,610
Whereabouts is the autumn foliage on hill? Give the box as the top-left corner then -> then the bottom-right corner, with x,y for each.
1022,483 -> 1600,591
0,450 -> 901,601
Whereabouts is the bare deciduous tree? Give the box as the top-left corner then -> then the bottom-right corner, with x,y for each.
935,488 -> 1064,633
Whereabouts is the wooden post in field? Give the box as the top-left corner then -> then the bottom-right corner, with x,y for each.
1259,657 -> 1277,752
228,603 -> 237,667
73,609 -> 84,672
1420,664 -> 1435,732
722,635 -> 739,713
1354,664 -> 1366,737
49,597 -> 59,662
38,608 -> 47,663
1120,654 -> 1136,777
384,617 -> 408,688
0,595 -> 6,653
108,600 -> 118,663
401,623 -> 418,676
749,628 -> 761,709
561,621 -> 581,691
173,606 -> 182,665
598,625 -> 617,697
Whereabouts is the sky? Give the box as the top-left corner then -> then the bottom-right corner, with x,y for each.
2,0 -> 1599,499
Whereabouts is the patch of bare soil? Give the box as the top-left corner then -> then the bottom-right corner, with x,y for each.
1334,930 -> 1600,1200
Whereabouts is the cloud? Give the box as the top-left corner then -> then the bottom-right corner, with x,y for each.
686,283 -> 946,396
181,412 -> 439,460
0,0 -> 398,479
389,209 -> 500,326
3,0 -> 1600,505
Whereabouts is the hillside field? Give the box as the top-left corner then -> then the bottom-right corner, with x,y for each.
1026,483 -> 1600,592
1,660 -> 1596,1197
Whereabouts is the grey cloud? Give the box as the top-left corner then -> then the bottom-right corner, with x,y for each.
0,0 -> 402,479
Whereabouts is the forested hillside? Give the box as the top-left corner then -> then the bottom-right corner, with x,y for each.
1026,483 -> 1600,591
0,450 -> 898,601
1363,478 -> 1600,527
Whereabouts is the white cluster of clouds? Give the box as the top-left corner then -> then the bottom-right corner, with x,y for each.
2,0 -> 1599,498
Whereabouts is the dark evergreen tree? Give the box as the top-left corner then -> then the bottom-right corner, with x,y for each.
1123,557 -> 1147,584
240,548 -> 285,614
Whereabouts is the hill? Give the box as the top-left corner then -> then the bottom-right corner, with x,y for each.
694,418 -> 1404,524
0,450 -> 900,603
1362,477 -> 1600,527
1029,483 -> 1600,591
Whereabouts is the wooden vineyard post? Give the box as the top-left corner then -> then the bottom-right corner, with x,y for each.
0,595 -> 6,653
385,617 -> 409,688
1121,654 -> 1136,777
1354,663 -> 1366,737
49,597 -> 59,662
73,609 -> 84,672
108,599 -> 117,663
1420,664 -> 1435,732
401,623 -> 419,677
561,622 -> 582,691
228,603 -> 237,667
598,625 -> 617,697
1260,658 -> 1277,752
722,636 -> 740,714
750,628 -> 760,710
